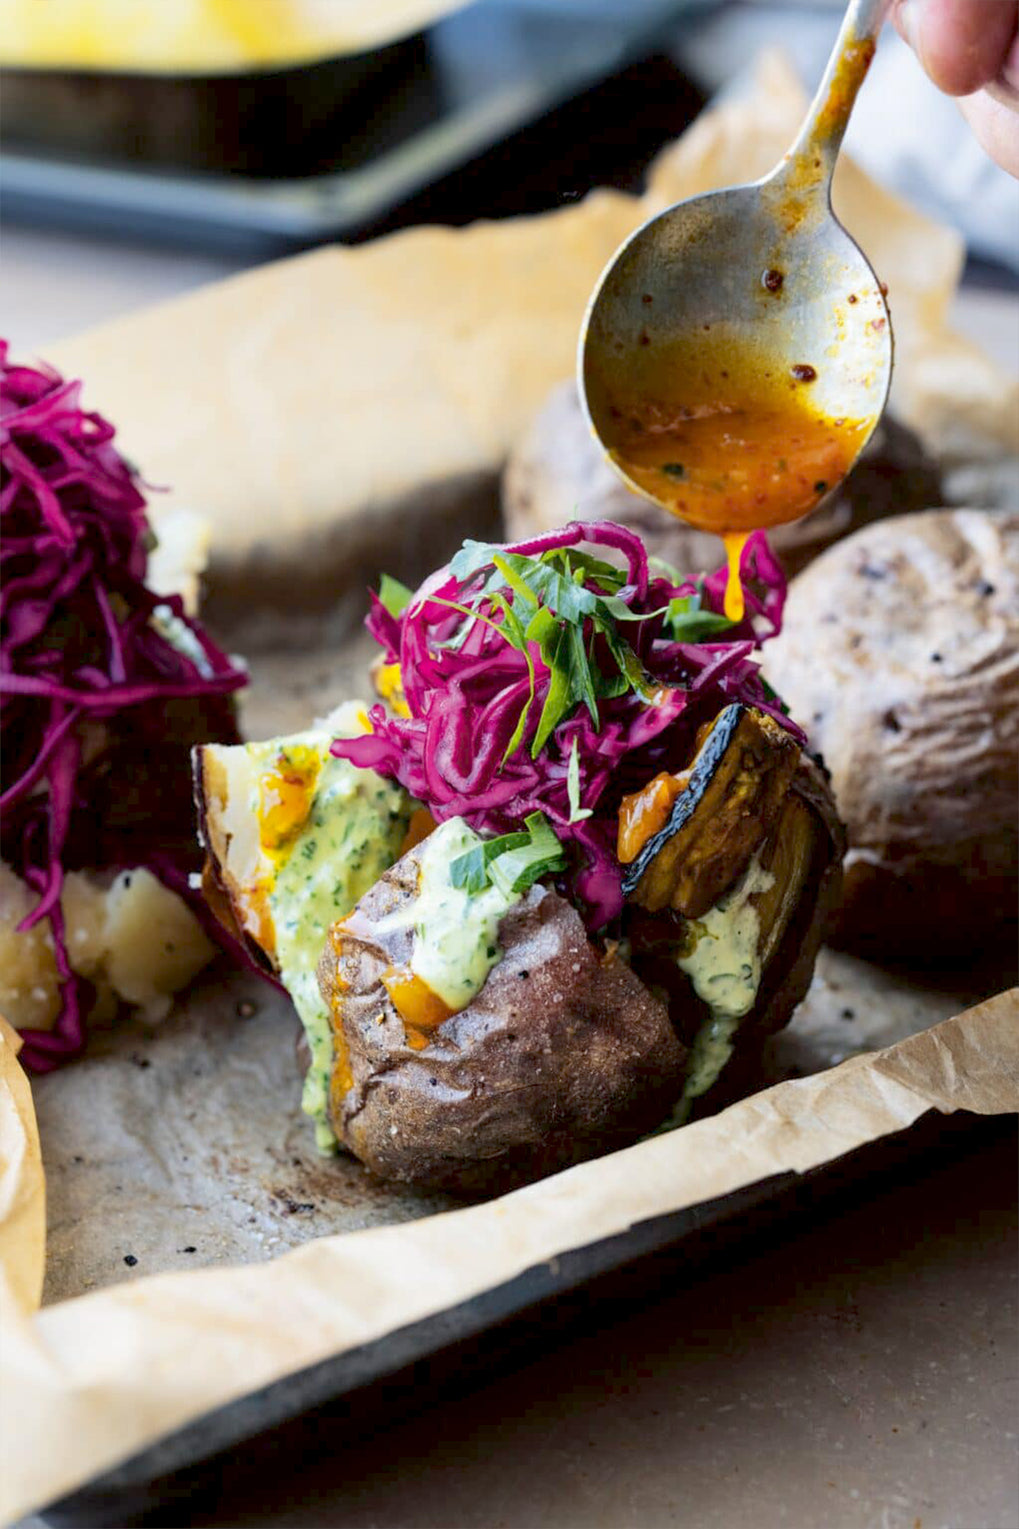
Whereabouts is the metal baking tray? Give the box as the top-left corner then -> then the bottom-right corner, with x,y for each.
0,0 -> 706,254
36,1109 -> 1012,1528
0,33 -> 425,178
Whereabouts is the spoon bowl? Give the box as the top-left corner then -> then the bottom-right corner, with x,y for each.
579,0 -> 892,561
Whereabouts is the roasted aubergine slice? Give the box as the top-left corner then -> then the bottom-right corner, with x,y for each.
620,706 -> 845,1111
619,704 -> 801,918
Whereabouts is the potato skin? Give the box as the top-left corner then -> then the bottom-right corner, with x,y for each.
764,509 -> 1019,961
318,846 -> 687,1195
503,382 -> 942,582
192,745 -> 277,976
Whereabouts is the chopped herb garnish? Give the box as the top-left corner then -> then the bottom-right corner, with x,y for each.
449,812 -> 567,898
663,593 -> 735,643
567,737 -> 593,824
447,540 -> 658,759
661,462 -> 686,478
377,573 -> 414,618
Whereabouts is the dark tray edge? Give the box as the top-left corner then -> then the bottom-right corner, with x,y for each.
36,1106 -> 1013,1527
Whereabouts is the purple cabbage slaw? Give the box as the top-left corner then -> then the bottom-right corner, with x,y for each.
334,519 -> 800,929
0,341 -> 248,1071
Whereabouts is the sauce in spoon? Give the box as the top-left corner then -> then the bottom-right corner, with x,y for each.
586,327 -> 869,619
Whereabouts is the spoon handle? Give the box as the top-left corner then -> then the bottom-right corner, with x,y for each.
782,0 -> 888,186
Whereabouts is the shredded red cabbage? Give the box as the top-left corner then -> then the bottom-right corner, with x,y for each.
0,341 -> 248,1071
334,519 -> 801,930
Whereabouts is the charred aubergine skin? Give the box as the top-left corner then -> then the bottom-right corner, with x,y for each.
621,704 -> 845,1101
621,704 -> 801,918
317,845 -> 687,1196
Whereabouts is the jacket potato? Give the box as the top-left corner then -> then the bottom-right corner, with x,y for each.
763,508 -> 1018,961
317,708 -> 844,1192
318,830 -> 686,1195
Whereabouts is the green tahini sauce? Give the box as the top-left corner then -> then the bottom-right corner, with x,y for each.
262,737 -> 411,1151
377,817 -> 523,1011
679,855 -> 775,1102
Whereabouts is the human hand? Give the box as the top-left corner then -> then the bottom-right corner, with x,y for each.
890,0 -> 1019,175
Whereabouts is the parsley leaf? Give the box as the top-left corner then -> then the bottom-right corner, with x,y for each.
567,737 -> 593,824
488,812 -> 568,897
448,812 -> 567,897
378,573 -> 413,618
663,593 -> 735,643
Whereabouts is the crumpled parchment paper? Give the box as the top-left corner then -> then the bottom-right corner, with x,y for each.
1,989 -> 1016,1526
0,1017 -> 44,1317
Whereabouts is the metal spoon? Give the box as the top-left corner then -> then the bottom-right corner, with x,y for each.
578,0 -> 893,577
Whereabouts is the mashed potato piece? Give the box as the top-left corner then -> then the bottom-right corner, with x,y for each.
0,864 -> 214,1034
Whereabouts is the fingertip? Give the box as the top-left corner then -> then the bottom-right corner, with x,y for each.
892,0 -> 1017,98
957,90 -> 1019,178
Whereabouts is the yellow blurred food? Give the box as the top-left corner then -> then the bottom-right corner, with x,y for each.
0,0 -> 465,73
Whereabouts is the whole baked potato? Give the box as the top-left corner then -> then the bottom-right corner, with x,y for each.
763,508 -> 1019,962
503,381 -> 942,582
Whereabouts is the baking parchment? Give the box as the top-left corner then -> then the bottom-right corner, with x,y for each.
2,984 -> 1017,1526
1,629 -> 1017,1524
0,1018 -> 44,1317
3,51 -> 1019,1527
30,642 -> 1012,1311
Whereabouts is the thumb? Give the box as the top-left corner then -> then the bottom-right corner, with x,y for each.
890,0 -> 1017,97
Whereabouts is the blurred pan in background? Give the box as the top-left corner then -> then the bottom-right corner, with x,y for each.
0,0 -> 709,251
0,37 -> 430,178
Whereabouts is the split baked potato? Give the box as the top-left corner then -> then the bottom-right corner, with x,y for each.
314,703 -> 843,1193
318,840 -> 686,1195
196,523 -> 846,1192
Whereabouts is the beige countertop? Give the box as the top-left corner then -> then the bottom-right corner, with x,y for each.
171,1122 -> 1019,1529
3,224 -> 1018,375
